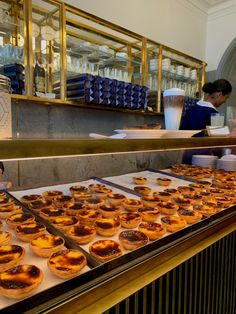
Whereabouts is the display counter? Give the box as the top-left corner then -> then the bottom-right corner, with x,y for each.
0,138 -> 235,314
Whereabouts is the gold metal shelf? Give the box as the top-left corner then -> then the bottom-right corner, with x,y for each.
1,137 -> 236,160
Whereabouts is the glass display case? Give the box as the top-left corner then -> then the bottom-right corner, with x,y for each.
0,137 -> 235,313
0,0 -> 206,113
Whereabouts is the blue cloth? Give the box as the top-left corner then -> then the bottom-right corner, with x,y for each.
180,104 -> 218,130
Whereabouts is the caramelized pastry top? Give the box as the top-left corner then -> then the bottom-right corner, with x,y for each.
30,234 -> 64,249
16,222 -> 46,235
48,249 -> 86,270
89,240 -> 122,257
0,245 -> 25,264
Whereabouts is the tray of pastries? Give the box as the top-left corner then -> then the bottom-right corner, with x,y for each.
3,166 -> 236,312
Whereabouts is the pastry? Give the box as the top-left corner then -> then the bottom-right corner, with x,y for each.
88,183 -> 106,192
157,177 -> 172,186
119,230 -> 148,250
132,177 -> 148,185
51,216 -> 79,232
157,201 -> 178,215
40,207 -> 65,221
178,208 -> 202,224
0,264 -> 43,299
94,217 -> 120,237
15,222 -> 46,242
172,197 -> 191,209
134,186 -> 152,195
138,221 -> 166,240
208,188 -> 224,197
0,245 -> 26,272
164,188 -> 180,197
93,186 -> 113,199
153,191 -> 172,202
86,197 -> 105,209
30,234 -> 65,257
141,195 -> 160,208
119,212 -> 142,229
69,185 -> 89,196
122,198 -> 142,212
202,200 -> 223,212
63,202 -> 86,216
20,194 -> 43,204
48,249 -> 87,279
0,197 -> 15,207
67,224 -> 96,244
107,193 -> 126,206
53,195 -> 73,208
89,240 -> 122,262
193,204 -> 217,217
99,204 -> 121,218
161,216 -> 187,232
0,204 -> 23,219
177,186 -> 195,195
188,183 -> 207,192
73,191 -> 92,201
182,194 -> 203,205
42,190 -> 64,201
27,199 -> 53,211
6,212 -> 35,229
0,231 -> 12,246
138,206 -> 160,222
77,209 -> 101,225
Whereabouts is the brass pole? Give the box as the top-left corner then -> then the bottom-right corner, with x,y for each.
60,3 -> 66,100
157,45 -> 163,113
141,38 -> 148,86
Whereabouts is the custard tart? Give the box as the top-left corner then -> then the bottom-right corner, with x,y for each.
30,234 -> 65,257
6,212 -> 35,229
20,194 -> 43,204
119,212 -> 142,229
138,221 -> 166,240
119,230 -> 148,250
15,221 -> 46,242
0,264 -> 43,299
98,204 -> 121,218
48,249 -> 87,279
94,217 -> 120,237
157,177 -> 172,186
122,198 -> 142,212
67,224 -> 96,245
0,204 -> 23,219
51,216 -> 79,232
42,190 -> 64,201
0,231 -> 13,246
178,208 -> 202,224
0,244 -> 26,272
132,176 -> 147,185
89,240 -> 122,262
161,216 -> 187,232
107,193 -> 126,206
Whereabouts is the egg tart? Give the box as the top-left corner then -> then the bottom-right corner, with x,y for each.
20,194 -> 43,204
107,193 -> 126,206
192,204 -> 216,217
178,208 -> 202,224
30,234 -> 65,257
89,240 -> 122,262
171,197 -> 191,209
119,212 -> 142,229
141,195 -> 160,208
51,216 -> 79,232
94,217 -> 120,237
161,216 -> 187,232
93,186 -> 113,199
40,207 -> 65,221
88,183 -> 106,192
177,186 -> 195,195
182,194 -> 203,205
63,202 -> 86,216
42,190 -> 64,201
0,197 -> 14,207
132,176 -> 147,185
188,183 -> 207,192
157,177 -> 172,186
27,199 -> 53,212
202,200 -> 223,212
53,195 -> 73,208
15,222 -> 46,242
73,191 -> 92,201
48,249 -> 87,279
69,185 -> 89,196
99,204 -> 121,218
153,191 -> 172,202
164,188 -> 180,197
158,201 -> 178,215
86,197 -> 105,209
122,198 -> 142,212
0,264 -> 43,299
0,231 -> 12,246
0,204 -> 23,219
208,188 -> 225,197
0,191 -> 7,198
77,209 -> 101,225
119,230 -> 148,250
6,212 -> 35,229
134,186 -> 152,196
0,245 -> 26,272
138,206 -> 160,222
67,224 -> 96,244
138,221 -> 166,240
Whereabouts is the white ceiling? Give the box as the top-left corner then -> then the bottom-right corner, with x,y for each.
188,0 -> 236,12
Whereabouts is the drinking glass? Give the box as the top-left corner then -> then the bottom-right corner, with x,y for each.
210,113 -> 225,127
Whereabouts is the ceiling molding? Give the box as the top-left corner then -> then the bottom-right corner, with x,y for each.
186,0 -> 236,13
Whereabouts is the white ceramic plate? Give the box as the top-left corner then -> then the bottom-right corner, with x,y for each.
114,129 -> 199,139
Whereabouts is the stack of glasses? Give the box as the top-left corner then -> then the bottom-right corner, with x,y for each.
53,74 -> 148,110
2,63 -> 25,94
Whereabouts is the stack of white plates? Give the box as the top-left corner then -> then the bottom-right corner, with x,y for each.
192,155 -> 218,168
217,154 -> 236,171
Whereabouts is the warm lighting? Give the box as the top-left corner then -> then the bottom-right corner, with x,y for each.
32,22 -> 40,38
